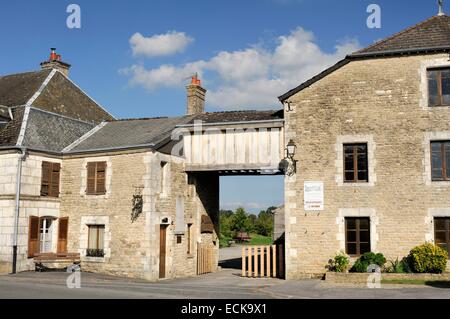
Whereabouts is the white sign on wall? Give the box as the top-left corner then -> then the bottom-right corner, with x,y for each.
304,181 -> 324,211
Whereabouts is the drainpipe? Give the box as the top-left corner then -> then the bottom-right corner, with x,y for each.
12,148 -> 27,274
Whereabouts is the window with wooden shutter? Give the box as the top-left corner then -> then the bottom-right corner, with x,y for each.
86,162 -> 107,195
28,216 -> 40,258
40,161 -> 60,197
57,217 -> 69,254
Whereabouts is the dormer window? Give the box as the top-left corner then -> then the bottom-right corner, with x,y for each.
428,68 -> 450,107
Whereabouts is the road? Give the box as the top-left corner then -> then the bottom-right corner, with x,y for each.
0,247 -> 450,299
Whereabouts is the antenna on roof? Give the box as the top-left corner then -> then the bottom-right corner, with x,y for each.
438,0 -> 445,16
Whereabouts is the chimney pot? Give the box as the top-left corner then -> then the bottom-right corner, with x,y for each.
41,48 -> 71,77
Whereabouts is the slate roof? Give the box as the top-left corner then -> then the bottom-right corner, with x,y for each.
279,14 -> 450,101
65,110 -> 284,153
352,15 -> 450,57
21,108 -> 94,153
66,116 -> 196,153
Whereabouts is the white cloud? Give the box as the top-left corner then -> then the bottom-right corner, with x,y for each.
130,31 -> 194,57
123,27 -> 360,109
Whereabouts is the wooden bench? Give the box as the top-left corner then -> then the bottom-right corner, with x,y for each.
33,253 -> 81,272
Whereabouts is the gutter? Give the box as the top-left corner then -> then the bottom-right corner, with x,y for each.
12,147 -> 27,274
63,143 -> 155,155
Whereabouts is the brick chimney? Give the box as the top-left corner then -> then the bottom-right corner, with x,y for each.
186,74 -> 206,115
40,48 -> 71,77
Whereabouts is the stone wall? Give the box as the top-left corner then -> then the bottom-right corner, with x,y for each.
284,53 -> 450,278
60,150 -> 219,280
0,152 -> 61,273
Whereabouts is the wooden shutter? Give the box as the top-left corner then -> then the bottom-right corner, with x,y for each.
40,162 -> 50,196
28,216 -> 40,258
50,163 -> 60,197
57,217 -> 69,254
96,162 -> 106,194
86,162 -> 96,194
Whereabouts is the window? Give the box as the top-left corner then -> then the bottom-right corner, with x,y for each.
434,218 -> 450,258
345,217 -> 371,256
187,224 -> 193,255
86,162 -> 106,195
428,68 -> 450,107
344,144 -> 368,183
87,225 -> 105,257
41,162 -> 60,197
431,141 -> 450,181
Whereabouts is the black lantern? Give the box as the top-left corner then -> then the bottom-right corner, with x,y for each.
286,139 -> 296,159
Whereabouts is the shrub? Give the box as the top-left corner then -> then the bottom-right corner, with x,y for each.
385,257 -> 412,273
327,251 -> 350,272
406,243 -> 448,274
351,252 -> 386,273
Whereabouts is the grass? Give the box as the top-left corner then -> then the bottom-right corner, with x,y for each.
382,279 -> 450,288
246,234 -> 273,246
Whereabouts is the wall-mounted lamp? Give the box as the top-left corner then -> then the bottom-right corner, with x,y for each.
286,139 -> 297,159
281,139 -> 297,176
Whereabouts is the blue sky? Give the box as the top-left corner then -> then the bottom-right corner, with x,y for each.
0,0 -> 444,213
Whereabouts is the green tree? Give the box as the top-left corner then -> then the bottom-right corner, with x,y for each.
219,210 -> 233,238
231,207 -> 251,232
254,207 -> 275,236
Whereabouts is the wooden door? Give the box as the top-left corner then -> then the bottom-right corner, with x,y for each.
159,225 -> 167,279
57,217 -> 69,254
28,216 -> 40,258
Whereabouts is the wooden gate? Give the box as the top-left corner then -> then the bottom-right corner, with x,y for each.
242,244 -> 284,278
197,243 -> 215,275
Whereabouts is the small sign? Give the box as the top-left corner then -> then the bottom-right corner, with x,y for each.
304,182 -> 324,211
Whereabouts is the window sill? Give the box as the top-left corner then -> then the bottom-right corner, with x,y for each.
187,254 -> 195,259
430,181 -> 450,186
428,105 -> 450,108
339,182 -> 374,187
82,256 -> 106,263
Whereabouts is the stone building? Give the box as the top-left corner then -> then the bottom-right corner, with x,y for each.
2,12 -> 449,281
0,49 -> 282,280
279,14 -> 450,278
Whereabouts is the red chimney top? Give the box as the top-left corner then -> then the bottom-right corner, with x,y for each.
191,73 -> 201,86
49,48 -> 61,61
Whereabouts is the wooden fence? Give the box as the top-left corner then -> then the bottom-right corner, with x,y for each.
242,245 -> 284,278
197,243 -> 215,275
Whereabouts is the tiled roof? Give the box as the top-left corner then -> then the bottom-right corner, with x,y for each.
0,69 -> 114,124
352,15 -> 450,57
0,69 -> 52,107
186,110 -> 283,124
280,14 -> 450,101
0,107 -> 25,146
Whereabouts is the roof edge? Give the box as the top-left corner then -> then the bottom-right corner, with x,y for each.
62,121 -> 108,152
55,70 -> 117,121
63,143 -> 155,155
279,46 -> 450,102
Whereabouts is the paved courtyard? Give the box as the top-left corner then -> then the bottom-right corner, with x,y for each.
0,247 -> 449,299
